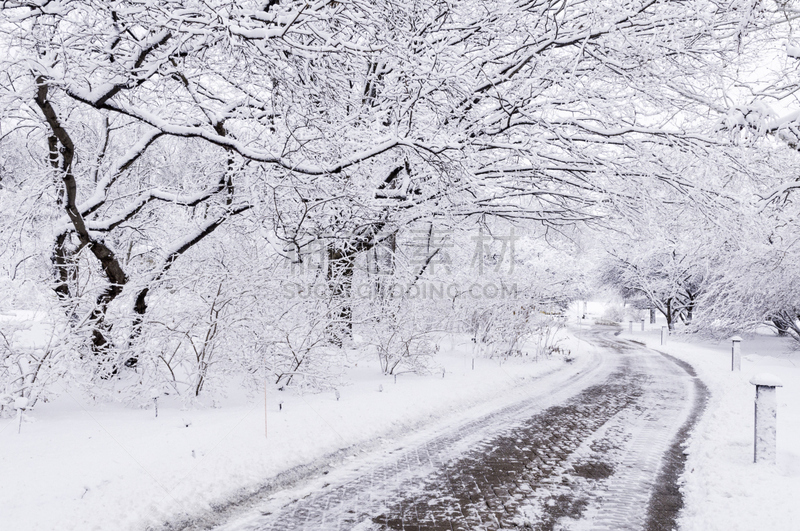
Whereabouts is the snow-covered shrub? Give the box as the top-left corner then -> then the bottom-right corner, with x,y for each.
600,303 -> 625,324
0,312 -> 63,417
366,301 -> 436,375
465,303 -> 531,358
529,313 -> 566,360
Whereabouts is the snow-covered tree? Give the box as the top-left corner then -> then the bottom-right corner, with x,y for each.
0,0 -> 781,401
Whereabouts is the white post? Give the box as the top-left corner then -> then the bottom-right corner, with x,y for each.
731,336 -> 742,372
583,301 -> 587,315
640,318 -> 645,331
149,387 -> 159,418
661,326 -> 668,345
750,373 -> 783,464
628,320 -> 633,332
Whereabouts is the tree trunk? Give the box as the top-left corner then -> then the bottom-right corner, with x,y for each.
35,79 -> 128,362
322,220 -> 387,344
667,299 -> 676,331
680,291 -> 696,325
771,315 -> 790,337
52,233 -> 74,302
373,232 -> 396,312
326,244 -> 356,346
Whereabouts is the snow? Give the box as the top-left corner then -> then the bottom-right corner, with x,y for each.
6,298 -> 800,531
13,396 -> 28,409
749,373 -> 784,387
0,333 -> 592,531
0,310 -> 53,350
621,326 -> 800,531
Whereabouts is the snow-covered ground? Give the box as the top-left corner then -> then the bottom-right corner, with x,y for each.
0,333 -> 593,531
619,325 -> 800,531
5,298 -> 799,531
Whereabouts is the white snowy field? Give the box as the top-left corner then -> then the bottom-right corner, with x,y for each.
0,333 -> 593,531
620,325 -> 800,531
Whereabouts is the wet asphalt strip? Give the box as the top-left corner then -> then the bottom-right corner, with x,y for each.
372,361 -> 644,530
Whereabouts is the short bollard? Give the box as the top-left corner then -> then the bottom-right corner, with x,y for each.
750,373 -> 783,464
150,387 -> 159,418
661,326 -> 668,345
640,318 -> 645,331
629,320 -> 633,332
15,396 -> 28,434
731,336 -> 742,371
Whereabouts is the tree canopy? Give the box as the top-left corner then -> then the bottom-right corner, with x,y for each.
2,0 -> 800,407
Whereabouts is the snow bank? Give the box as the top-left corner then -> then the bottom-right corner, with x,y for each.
626,328 -> 800,530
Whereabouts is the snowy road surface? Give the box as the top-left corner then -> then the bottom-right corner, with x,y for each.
195,327 -> 706,531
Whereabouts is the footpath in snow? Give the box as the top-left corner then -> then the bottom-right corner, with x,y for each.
0,333 -> 596,531
619,325 -> 800,531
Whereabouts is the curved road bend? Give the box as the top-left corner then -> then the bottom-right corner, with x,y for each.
200,326 -> 707,531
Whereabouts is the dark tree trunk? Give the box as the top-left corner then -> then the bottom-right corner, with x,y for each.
322,219 -> 387,344
665,298 -> 675,331
35,79 -> 128,360
680,290 -> 697,325
374,232 -> 396,307
326,244 -> 356,346
772,315 -> 790,337
52,233 -> 74,302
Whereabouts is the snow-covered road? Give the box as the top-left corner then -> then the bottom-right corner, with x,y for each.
187,327 -> 705,531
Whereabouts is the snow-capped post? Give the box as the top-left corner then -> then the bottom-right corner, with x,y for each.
731,336 -> 743,372
750,373 -> 783,464
641,318 -> 645,331
661,326 -> 668,345
14,396 -> 28,434
149,387 -> 159,418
